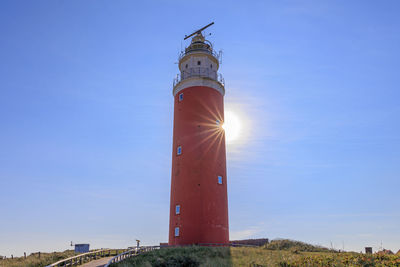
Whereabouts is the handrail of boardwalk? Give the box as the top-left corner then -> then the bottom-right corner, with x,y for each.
104,246 -> 160,267
46,249 -> 126,267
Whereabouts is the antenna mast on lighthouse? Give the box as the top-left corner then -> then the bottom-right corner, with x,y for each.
184,22 -> 214,40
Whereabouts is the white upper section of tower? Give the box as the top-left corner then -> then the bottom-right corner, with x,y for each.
173,32 -> 225,96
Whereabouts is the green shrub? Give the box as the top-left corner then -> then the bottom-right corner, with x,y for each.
115,246 -> 231,267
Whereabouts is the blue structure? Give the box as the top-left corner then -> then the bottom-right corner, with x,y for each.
74,244 -> 89,253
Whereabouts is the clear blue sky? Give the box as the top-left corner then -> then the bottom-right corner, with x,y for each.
1,0 -> 399,256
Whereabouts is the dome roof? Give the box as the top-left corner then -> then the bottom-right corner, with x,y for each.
185,33 -> 212,55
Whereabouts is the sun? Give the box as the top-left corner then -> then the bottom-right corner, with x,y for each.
222,110 -> 241,143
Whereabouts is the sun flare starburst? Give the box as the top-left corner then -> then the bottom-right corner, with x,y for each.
222,110 -> 241,143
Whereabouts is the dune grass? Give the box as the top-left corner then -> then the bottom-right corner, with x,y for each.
113,246 -> 400,267
264,239 -> 335,253
0,250 -> 76,267
3,242 -> 399,266
113,246 -> 232,267
0,249 -> 122,267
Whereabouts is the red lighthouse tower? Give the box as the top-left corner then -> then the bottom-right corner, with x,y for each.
169,23 -> 229,245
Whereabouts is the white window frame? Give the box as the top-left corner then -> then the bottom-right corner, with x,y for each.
216,119 -> 220,126
175,227 -> 180,237
179,93 -> 183,101
177,146 -> 182,155
175,205 -> 180,214
218,175 -> 223,184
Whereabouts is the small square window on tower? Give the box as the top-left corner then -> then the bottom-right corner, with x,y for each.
216,120 -> 220,126
177,146 -> 182,155
175,205 -> 180,214
179,93 -> 183,101
175,227 -> 180,237
197,61 -> 201,65
218,176 -> 223,184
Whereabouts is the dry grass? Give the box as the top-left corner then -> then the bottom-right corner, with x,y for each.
114,246 -> 400,267
0,250 -> 76,267
0,249 -> 132,267
3,246 -> 400,266
0,249 -> 123,267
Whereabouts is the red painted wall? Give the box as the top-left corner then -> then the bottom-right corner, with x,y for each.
169,85 -> 229,245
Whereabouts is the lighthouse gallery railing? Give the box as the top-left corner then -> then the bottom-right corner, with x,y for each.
173,67 -> 225,88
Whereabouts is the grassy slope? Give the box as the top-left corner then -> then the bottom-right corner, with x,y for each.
0,249 -> 124,267
114,246 -> 400,267
0,250 -> 76,267
264,239 -> 333,252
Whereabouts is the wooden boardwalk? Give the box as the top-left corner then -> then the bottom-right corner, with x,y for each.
80,256 -> 113,267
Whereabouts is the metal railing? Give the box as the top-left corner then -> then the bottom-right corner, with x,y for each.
173,69 -> 225,87
46,249 -> 125,267
104,246 -> 160,267
178,49 -> 221,62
